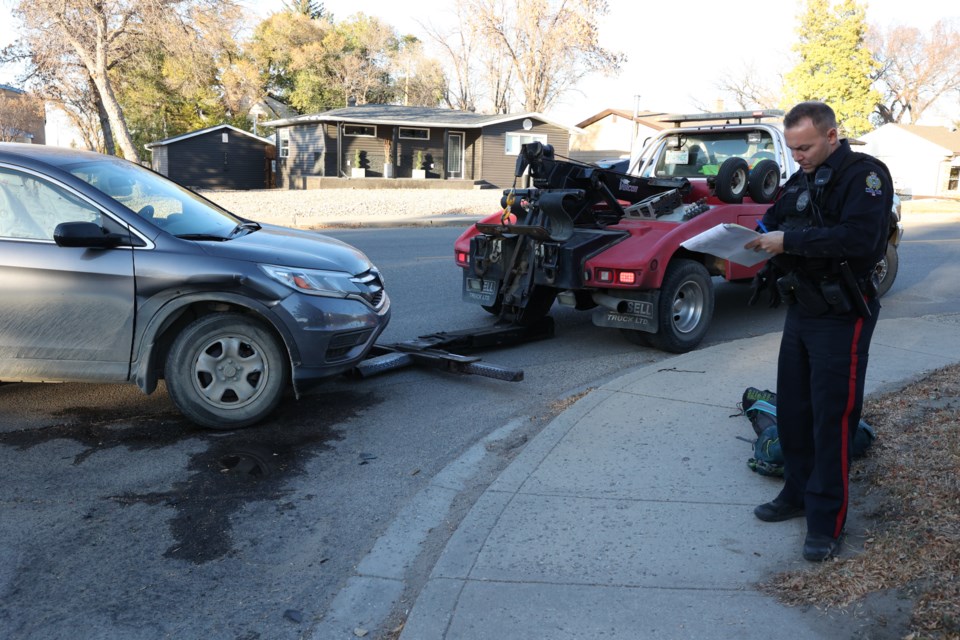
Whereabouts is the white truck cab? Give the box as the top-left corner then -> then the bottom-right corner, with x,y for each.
632,110 -> 799,186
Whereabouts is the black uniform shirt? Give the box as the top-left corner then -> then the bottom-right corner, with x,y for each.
761,139 -> 890,279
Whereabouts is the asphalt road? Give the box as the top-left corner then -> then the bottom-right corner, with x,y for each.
0,215 -> 956,639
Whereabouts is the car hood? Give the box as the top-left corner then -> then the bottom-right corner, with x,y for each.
196,224 -> 373,274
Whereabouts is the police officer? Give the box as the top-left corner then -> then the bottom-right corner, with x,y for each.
744,101 -> 892,561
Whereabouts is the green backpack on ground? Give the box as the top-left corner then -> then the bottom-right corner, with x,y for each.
740,386 -> 877,477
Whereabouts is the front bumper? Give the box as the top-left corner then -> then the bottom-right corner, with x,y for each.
271,291 -> 391,388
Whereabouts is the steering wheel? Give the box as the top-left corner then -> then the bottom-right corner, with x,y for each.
138,205 -> 157,222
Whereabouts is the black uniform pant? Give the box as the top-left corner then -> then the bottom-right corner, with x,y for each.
774,298 -> 880,539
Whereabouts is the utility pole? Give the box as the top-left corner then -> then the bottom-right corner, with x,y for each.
629,94 -> 641,166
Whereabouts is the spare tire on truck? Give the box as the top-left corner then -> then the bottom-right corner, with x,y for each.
715,157 -> 750,203
747,159 -> 781,204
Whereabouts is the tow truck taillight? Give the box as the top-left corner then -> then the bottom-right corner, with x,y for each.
594,268 -> 639,285
456,250 -> 470,266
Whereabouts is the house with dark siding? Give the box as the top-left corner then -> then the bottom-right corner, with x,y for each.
261,104 -> 577,189
146,125 -> 276,190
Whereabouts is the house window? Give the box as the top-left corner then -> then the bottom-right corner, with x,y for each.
278,129 -> 290,158
344,124 -> 376,137
505,131 -> 548,155
221,132 -> 229,143
399,127 -> 429,140
949,166 -> 959,191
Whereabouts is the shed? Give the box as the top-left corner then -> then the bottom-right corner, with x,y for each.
261,104 -> 578,190
859,124 -> 960,198
145,125 -> 276,190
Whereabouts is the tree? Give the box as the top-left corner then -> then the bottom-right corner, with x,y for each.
464,0 -> 624,113
420,6 -> 479,112
9,0 -> 240,162
392,36 -> 445,107
324,14 -> 398,106
250,8 -> 332,105
114,1 -> 255,151
284,0 -> 327,20
0,90 -> 45,142
868,19 -> 960,124
781,0 -> 880,137
710,62 -> 781,111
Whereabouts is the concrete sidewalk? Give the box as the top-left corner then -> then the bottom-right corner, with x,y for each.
400,313 -> 960,639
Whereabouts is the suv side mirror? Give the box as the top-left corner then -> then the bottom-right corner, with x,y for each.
54,221 -> 126,248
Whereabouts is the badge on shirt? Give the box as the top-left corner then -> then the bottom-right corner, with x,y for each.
865,172 -> 883,196
796,191 -> 810,211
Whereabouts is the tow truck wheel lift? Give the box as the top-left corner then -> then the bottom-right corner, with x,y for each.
352,317 -> 554,382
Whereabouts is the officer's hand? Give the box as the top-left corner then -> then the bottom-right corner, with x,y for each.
744,230 -> 785,255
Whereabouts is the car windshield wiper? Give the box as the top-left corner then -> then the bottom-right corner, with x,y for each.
174,233 -> 229,241
229,221 -> 261,238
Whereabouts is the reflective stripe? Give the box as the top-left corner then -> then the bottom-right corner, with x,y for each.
835,316 -> 864,538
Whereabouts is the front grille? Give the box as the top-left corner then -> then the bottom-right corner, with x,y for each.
351,269 -> 386,309
326,329 -> 374,361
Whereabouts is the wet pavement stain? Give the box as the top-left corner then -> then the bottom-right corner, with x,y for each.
0,389 -> 381,564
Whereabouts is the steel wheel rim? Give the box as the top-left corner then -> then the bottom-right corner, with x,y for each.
192,333 -> 270,409
671,280 -> 705,334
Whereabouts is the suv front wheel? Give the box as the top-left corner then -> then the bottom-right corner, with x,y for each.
165,313 -> 288,429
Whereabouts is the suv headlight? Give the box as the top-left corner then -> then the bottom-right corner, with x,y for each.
260,264 -> 359,298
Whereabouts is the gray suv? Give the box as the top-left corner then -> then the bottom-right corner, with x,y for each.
0,143 -> 390,428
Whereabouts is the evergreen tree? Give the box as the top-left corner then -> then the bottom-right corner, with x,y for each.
781,0 -> 880,137
284,0 -> 326,20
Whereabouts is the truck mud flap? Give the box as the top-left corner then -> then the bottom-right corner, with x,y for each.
591,291 -> 660,333
463,275 -> 499,306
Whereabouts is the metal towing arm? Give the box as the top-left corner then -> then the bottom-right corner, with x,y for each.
352,317 -> 555,382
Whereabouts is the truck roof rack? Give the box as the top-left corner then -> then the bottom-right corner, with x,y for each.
659,110 -> 785,127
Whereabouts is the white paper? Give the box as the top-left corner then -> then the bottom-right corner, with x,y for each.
680,223 -> 772,267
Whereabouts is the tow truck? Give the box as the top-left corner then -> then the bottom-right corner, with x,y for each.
453,110 -> 902,353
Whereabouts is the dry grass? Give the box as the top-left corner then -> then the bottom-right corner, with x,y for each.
761,364 -> 960,639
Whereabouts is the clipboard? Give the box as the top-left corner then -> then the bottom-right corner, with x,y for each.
680,223 -> 772,267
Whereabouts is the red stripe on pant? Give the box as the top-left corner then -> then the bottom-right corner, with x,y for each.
835,315 -> 864,538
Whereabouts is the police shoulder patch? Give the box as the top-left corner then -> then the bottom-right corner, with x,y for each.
865,171 -> 883,196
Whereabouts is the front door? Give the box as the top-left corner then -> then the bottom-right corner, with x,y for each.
0,168 -> 136,382
446,132 -> 464,178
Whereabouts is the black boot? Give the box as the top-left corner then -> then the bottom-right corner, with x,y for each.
802,532 -> 842,561
754,497 -> 804,522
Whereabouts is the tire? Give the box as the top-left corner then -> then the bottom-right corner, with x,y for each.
165,313 -> 288,429
646,259 -> 715,354
747,159 -> 780,204
875,242 -> 899,298
715,157 -> 749,203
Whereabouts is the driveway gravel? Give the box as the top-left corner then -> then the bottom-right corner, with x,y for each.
202,188 -> 502,228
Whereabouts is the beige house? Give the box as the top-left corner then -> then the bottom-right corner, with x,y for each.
569,109 -> 666,165
860,124 -> 960,198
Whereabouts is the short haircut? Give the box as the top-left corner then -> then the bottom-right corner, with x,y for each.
784,101 -> 837,133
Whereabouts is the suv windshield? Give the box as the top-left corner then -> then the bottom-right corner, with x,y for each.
66,159 -> 242,238
648,130 -> 777,178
